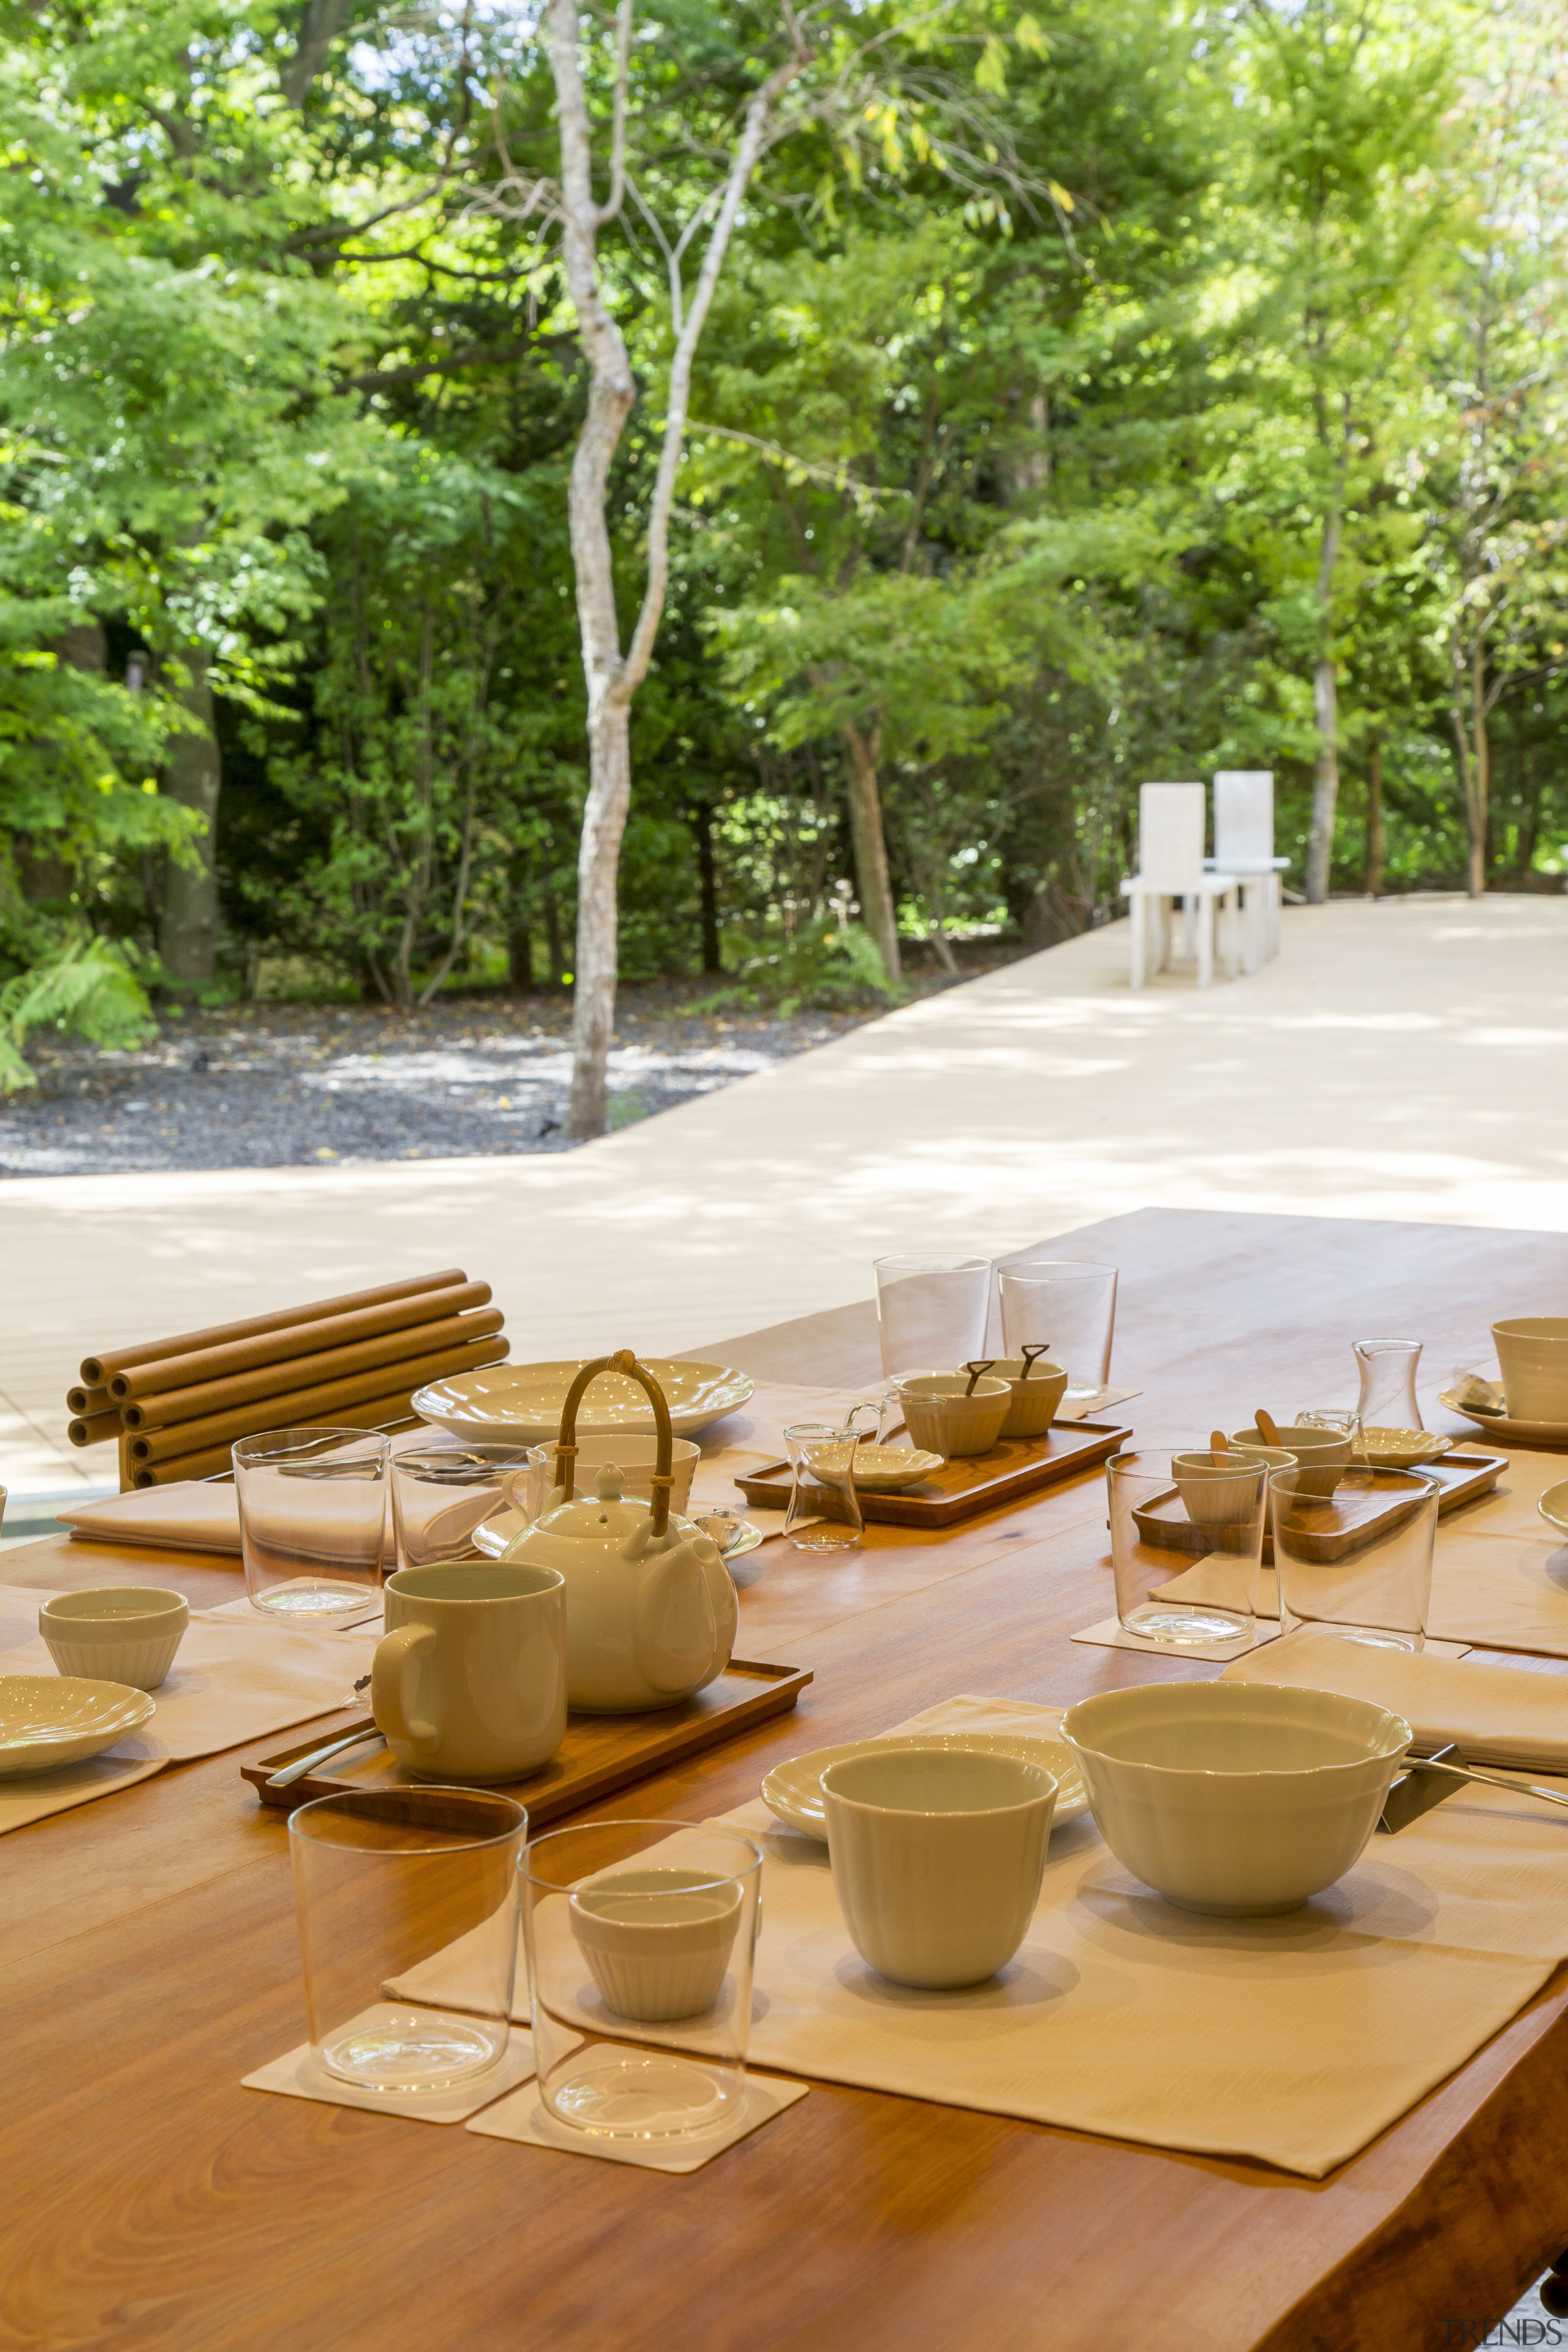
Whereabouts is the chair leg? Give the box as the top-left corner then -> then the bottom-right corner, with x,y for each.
1197,895 -> 1214,987
1181,895 -> 1197,962
1268,874 -> 1282,958
1156,897 -> 1172,972
1128,894 -> 1145,989
1240,884 -> 1263,976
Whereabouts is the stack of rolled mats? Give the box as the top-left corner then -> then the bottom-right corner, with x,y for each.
64,1268 -> 507,1490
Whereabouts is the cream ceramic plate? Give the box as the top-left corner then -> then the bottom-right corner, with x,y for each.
0,1675 -> 154,1777
761,1732 -> 1087,1841
413,1359 -> 755,1445
1538,1483 -> 1568,1539
1358,1428 -> 1453,1469
851,1445 -> 944,1492
1436,1387 -> 1568,1446
473,1506 -> 764,1562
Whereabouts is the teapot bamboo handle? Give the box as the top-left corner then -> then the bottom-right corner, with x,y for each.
554,1351 -> 676,1536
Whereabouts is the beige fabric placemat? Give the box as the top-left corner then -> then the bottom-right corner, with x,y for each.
1428,1526 -> 1568,1656
0,1589 -> 376,1762
1437,1446 -> 1568,1541
1222,1629 -> 1568,1771
0,1753 -> 165,1835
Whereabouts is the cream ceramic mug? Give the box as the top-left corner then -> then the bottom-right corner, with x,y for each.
823,1747 -> 1056,1988
372,1561 -> 567,1782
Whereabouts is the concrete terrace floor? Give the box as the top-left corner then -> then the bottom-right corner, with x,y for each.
4,891 -> 1567,1496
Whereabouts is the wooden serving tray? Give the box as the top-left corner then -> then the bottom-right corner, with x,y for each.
734,1419 -> 1133,1529
1133,1450 -> 1507,1562
242,1657 -> 810,1819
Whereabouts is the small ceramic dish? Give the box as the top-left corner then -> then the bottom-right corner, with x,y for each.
1538,1483 -> 1568,1540
989,1359 -> 1069,1438
1437,1385 -> 1568,1446
569,1866 -> 742,2023
762,1730 -> 1087,1841
850,1445 -> 944,1491
0,1675 -> 154,1776
39,1587 -> 189,1692
1357,1427 -> 1452,1471
893,1374 -> 1011,1459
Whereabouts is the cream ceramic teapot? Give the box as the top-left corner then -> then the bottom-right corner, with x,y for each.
502,1351 -> 737,1712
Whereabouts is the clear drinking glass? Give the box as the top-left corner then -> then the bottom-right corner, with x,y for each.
390,1442 -> 549,1574
233,1427 -> 389,1622
1354,1338 -> 1424,1432
783,1423 -> 863,1551
873,1254 -> 990,1381
1269,1464 -> 1437,1651
289,1786 -> 526,2094
521,1818 -> 763,2142
998,1262 -> 1117,1405
1107,1446 -> 1265,1646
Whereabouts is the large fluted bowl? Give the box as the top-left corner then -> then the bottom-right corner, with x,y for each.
1061,1681 -> 1411,1917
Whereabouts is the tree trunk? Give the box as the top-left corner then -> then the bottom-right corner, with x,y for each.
841,720 -> 901,983
161,647 -> 222,987
568,699 -> 632,1137
1468,644 -> 1489,900
1305,495 -> 1343,905
692,801 -> 723,973
1366,734 -> 1384,897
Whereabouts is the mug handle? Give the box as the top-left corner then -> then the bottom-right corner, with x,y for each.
371,1623 -> 440,1757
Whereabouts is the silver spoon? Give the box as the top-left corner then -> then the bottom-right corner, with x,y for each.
266,1724 -> 386,1790
1412,1752 -> 1568,1814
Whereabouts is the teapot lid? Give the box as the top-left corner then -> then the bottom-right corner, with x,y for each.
535,1461 -> 652,1541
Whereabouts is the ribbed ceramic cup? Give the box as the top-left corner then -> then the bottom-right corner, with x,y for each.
39,1587 -> 189,1691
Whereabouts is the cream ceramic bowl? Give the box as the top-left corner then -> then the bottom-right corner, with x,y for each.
989,1359 -> 1069,1439
894,1374 -> 1011,1459
569,1866 -> 742,2022
413,1360 -> 753,1444
1170,1452 -> 1266,1526
1228,1423 -> 1351,1499
1061,1683 -> 1411,1917
0,1673 -> 155,1775
762,1731 -> 1088,1840
39,1587 -> 189,1691
1493,1319 -> 1568,1422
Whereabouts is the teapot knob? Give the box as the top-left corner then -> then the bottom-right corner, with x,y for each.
593,1463 -> 625,1501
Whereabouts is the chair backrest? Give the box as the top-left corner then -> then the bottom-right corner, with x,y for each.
1137,783 -> 1207,890
1213,771 -> 1275,865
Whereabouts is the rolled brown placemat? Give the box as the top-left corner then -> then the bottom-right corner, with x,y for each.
110,1279 -> 492,1402
130,1379 -> 448,1486
67,1381 -> 111,1418
69,1406 -> 124,1448
128,1336 -> 510,1464
121,1305 -> 505,1431
81,1268 -> 467,1385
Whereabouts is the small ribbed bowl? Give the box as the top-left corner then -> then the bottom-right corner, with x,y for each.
39,1588 -> 189,1694
990,1359 -> 1069,1438
570,1867 -> 742,2022
895,1374 -> 1011,1459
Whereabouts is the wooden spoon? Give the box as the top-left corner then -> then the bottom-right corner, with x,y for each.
1210,1428 -> 1229,1462
1255,1408 -> 1282,1447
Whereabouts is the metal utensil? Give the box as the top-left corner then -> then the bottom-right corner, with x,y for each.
1019,1343 -> 1053,1381
962,1359 -> 996,1396
1411,1752 -> 1568,1814
266,1724 -> 386,1790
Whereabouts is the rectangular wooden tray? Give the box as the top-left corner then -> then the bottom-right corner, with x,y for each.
242,1657 -> 811,1819
1133,1450 -> 1507,1563
734,1419 -> 1133,1529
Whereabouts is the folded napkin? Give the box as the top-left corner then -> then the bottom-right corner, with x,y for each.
58,1482 -> 241,1555
395,1691 -> 1568,2178
1221,1628 -> 1568,1771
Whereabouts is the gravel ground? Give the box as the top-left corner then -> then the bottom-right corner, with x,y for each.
0,955 -> 1013,1177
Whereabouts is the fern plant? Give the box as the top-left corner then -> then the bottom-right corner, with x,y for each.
0,933 -> 157,1093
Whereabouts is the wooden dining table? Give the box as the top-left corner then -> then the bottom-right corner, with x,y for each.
6,1205 -> 1568,2352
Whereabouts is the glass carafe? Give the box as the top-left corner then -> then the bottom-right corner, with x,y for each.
1354,1338 -> 1423,1432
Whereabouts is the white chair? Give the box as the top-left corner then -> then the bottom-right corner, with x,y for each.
1209,771 -> 1289,972
1120,783 -> 1239,989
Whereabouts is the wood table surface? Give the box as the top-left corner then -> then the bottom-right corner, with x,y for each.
6,1205 -> 1568,2352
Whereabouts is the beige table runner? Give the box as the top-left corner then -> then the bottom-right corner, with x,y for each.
0,1587 -> 376,1763
1223,1627 -> 1568,1771
401,1691 -> 1568,2178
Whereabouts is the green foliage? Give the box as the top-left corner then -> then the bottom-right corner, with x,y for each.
0,932 -> 157,1093
695,919 -> 901,1015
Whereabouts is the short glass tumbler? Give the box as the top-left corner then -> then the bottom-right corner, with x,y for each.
873,1254 -> 990,1381
1107,1446 -> 1265,1646
521,1819 -> 763,2142
288,1786 -> 526,2094
783,1423 -> 863,1551
998,1262 -> 1117,1404
390,1442 -> 549,1573
1270,1464 -> 1437,1652
233,1426 -> 389,1623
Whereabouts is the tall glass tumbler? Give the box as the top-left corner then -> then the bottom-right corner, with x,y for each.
289,1786 -> 526,2094
390,1442 -> 549,1573
1107,1447 -> 1264,1646
1270,1464 -> 1437,1652
783,1423 -> 863,1551
522,1819 -> 763,2142
233,1426 -> 388,1623
999,1262 -> 1117,1405
874,1254 -> 990,1380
